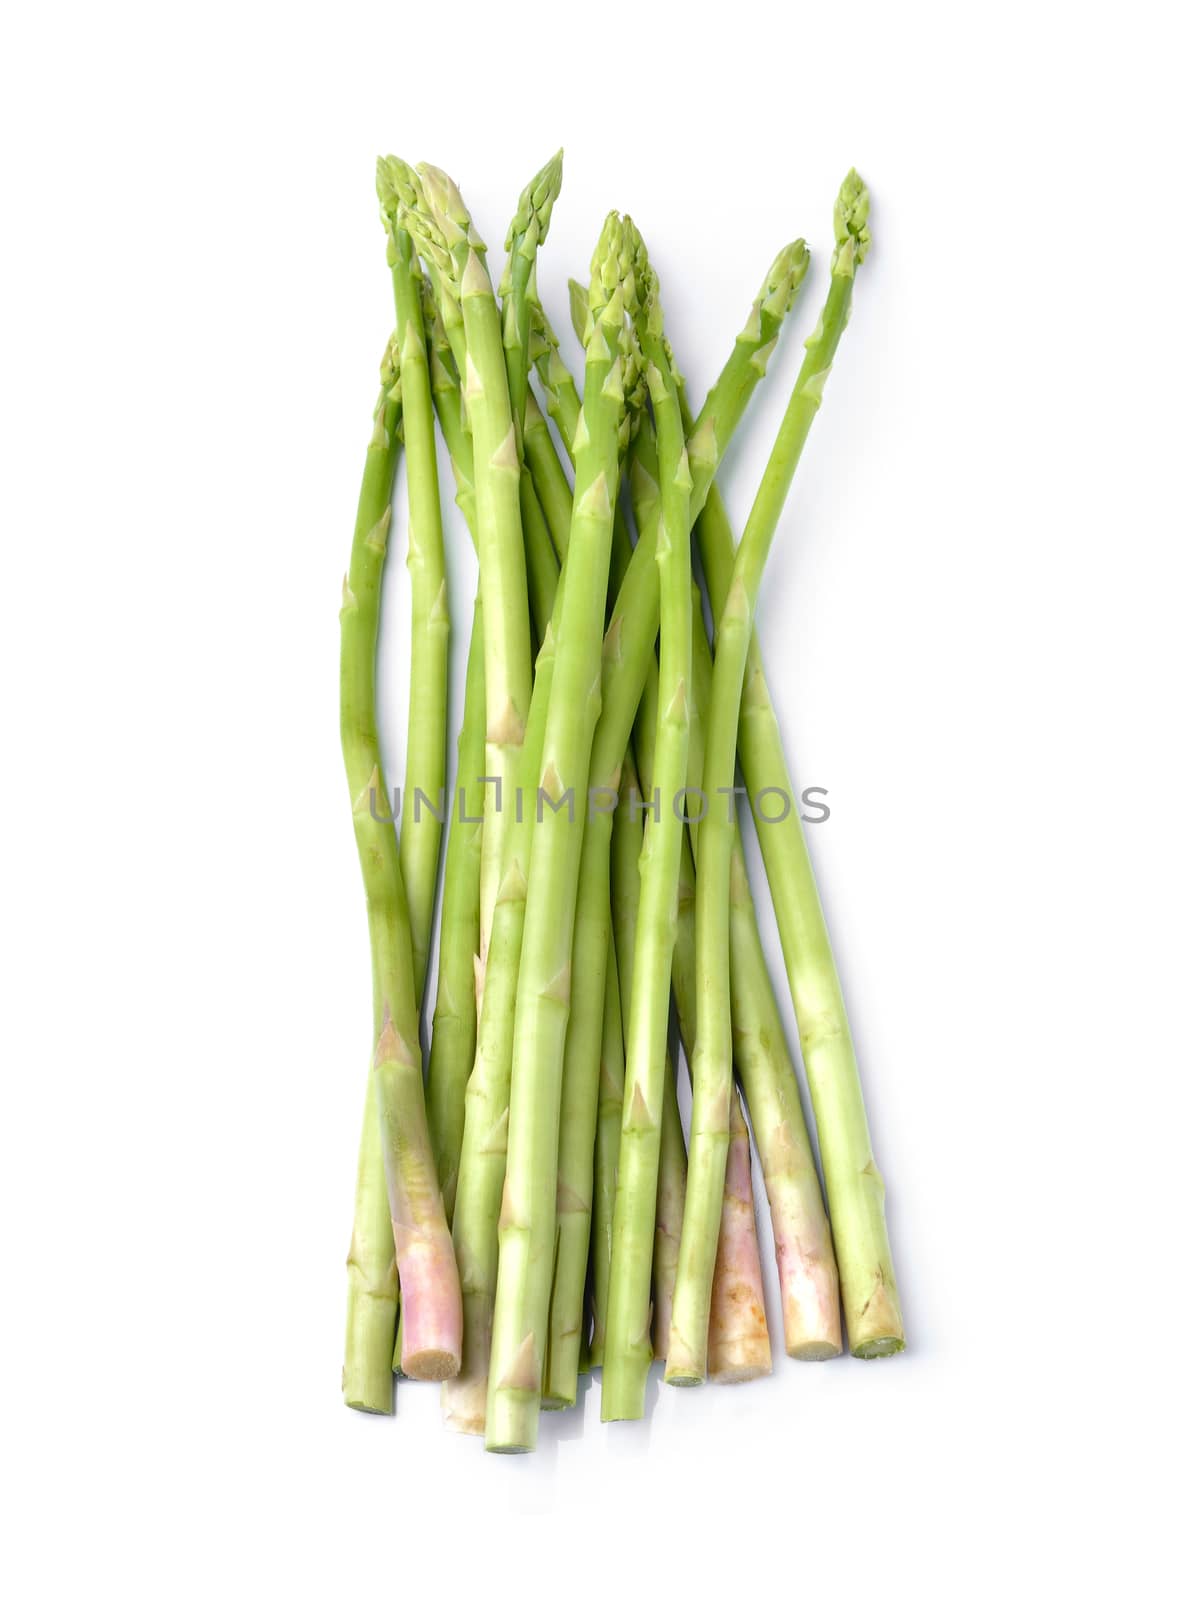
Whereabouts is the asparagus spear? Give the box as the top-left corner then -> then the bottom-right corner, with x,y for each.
422,294 -> 484,1227
634,593 -> 773,1385
622,299 -> 841,1362
601,231 -> 694,1420
485,216 -> 636,1453
388,159 -> 534,972
695,173 -> 901,1359
340,335 -> 462,1393
692,472 -> 842,1360
668,176 -> 877,1382
535,253 -> 805,1405
341,339 -> 403,1413
377,190 -> 450,1005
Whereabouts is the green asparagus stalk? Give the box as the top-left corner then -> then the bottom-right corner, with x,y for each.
377,192 -> 450,1004
691,474 -> 842,1360
420,294 -> 484,1228
602,234 -> 693,1421
631,319 -> 840,1362
485,216 -> 635,1452
341,339 -> 403,1413
536,249 -> 806,1405
341,334 -> 462,1392
695,173 -> 900,1358
588,900 -> 627,1370
669,178 -> 877,1383
633,591 -> 772,1385
388,159 -> 534,972
501,151 -> 563,441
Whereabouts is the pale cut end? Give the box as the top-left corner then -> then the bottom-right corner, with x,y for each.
791,1338 -> 843,1362
402,1346 -> 461,1382
853,1335 -> 905,1359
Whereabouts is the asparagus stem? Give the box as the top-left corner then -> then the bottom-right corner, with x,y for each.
603,234 -> 693,1421
688,469 -> 842,1359
486,216 -> 635,1453
341,333 -> 462,1392
341,340 -> 403,1413
378,199 -> 450,1005
523,389 -> 574,560
605,753 -> 688,1371
443,613 -> 559,1433
697,174 -> 901,1358
500,151 -> 563,445
388,159 -> 534,971
420,294 -> 485,1231
588,916 -> 626,1370
669,180 -> 877,1382
634,586 -> 773,1385
536,252 -> 804,1408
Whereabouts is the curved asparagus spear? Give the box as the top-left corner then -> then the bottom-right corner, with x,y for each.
377,187 -> 450,1004
669,179 -> 876,1383
501,150 -> 563,443
688,466 -> 841,1359
341,340 -> 403,1413
602,240 -> 693,1419
341,333 -> 461,1391
388,159 -> 534,971
695,173 -> 900,1359
623,304 -> 840,1362
486,216 -> 635,1453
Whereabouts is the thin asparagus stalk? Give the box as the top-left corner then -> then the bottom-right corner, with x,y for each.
588,912 -> 626,1370
602,235 -> 693,1421
695,173 -> 901,1358
388,159 -> 534,972
341,333 -> 462,1391
523,388 -> 574,560
434,160 -> 573,1429
443,612 -> 558,1433
378,196 -> 450,1005
500,151 -> 563,440
500,154 -> 566,647
485,216 -> 635,1453
689,470 -> 841,1360
605,752 -> 688,1372
635,604 -> 772,1385
341,339 -> 403,1413
669,178 -> 878,1383
630,333 -> 840,1362
536,250 -> 805,1406
423,290 -> 484,1227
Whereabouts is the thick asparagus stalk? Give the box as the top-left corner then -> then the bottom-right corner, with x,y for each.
588,886 -> 627,1370
341,335 -> 462,1392
377,191 -> 450,1004
486,216 -> 635,1452
388,159 -> 534,970
341,340 -> 403,1413
696,173 -> 901,1358
602,237 -> 693,1421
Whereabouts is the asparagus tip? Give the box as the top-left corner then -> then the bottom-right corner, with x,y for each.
832,169 -> 871,277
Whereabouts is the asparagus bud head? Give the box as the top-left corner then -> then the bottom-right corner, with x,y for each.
831,169 -> 871,278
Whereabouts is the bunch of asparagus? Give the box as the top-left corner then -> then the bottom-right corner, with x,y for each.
339,153 -> 903,1452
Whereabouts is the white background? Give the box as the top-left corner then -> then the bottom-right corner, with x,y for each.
2,0 -> 1188,1591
